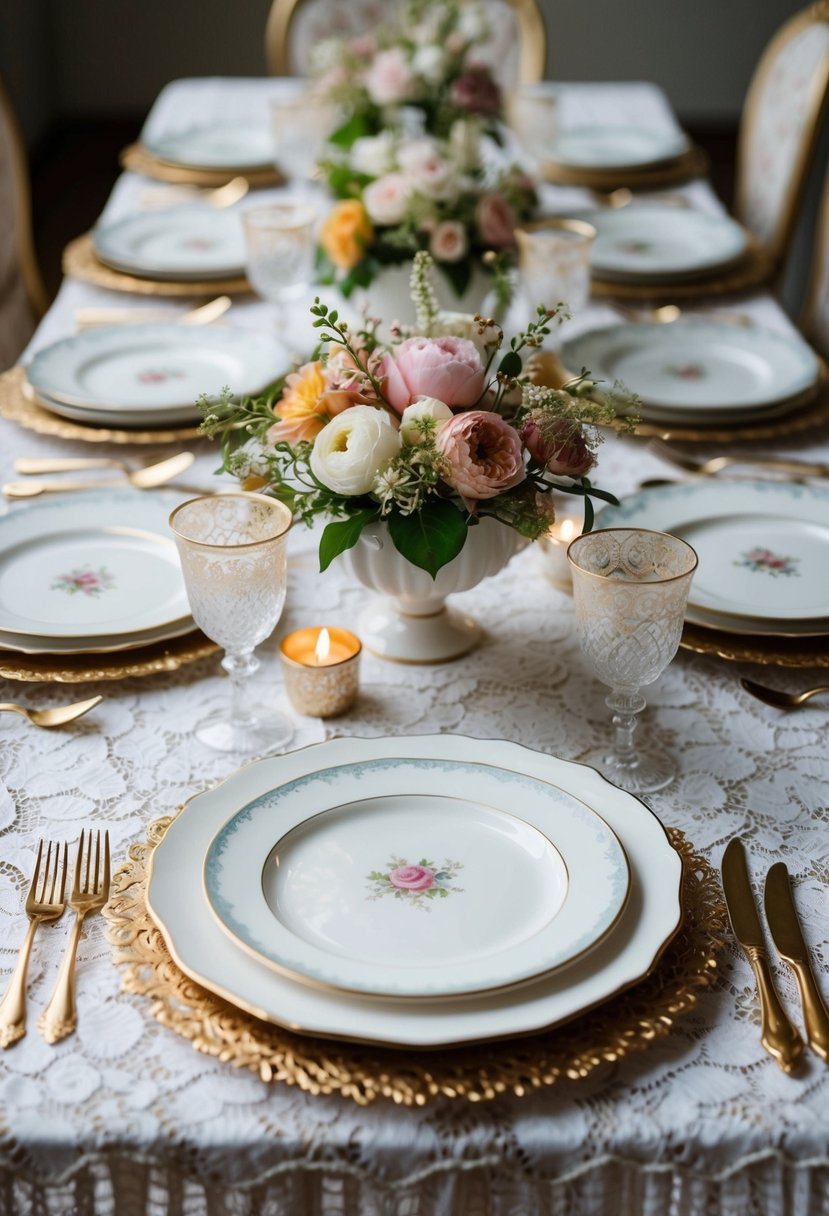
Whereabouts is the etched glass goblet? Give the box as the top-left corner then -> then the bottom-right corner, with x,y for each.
170,493 -> 293,754
515,218 -> 596,328
242,203 -> 317,327
567,527 -> 698,793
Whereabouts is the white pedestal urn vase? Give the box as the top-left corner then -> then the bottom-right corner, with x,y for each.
359,260 -> 492,329
338,516 -> 522,663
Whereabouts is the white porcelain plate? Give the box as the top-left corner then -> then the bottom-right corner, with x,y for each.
92,209 -> 245,280
585,208 -> 748,281
144,122 -> 274,171
563,322 -> 819,414
203,757 -> 630,999
601,480 -> 829,624
0,489 -> 191,640
148,736 -> 682,1048
28,325 -> 287,413
547,125 -> 689,170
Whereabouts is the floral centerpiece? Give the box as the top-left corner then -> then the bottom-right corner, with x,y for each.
311,0 -> 503,145
201,253 -> 630,576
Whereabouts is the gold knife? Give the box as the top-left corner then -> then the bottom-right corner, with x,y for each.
721,839 -> 804,1072
764,862 -> 829,1063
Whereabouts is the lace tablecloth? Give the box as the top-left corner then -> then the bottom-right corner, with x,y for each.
1,79 -> 828,1216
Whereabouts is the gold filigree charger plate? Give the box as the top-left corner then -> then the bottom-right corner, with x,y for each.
542,143 -> 708,189
680,623 -> 829,668
121,142 -> 283,188
0,630 -> 218,683
63,234 -> 251,297
0,367 -> 202,444
105,814 -> 725,1105
591,237 -> 775,301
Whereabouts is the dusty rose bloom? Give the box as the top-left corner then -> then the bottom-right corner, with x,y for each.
436,410 -> 526,500
381,336 -> 486,412
364,47 -> 415,106
522,417 -> 595,478
450,68 -> 501,116
429,220 -> 468,263
475,192 -> 518,248
389,864 -> 435,891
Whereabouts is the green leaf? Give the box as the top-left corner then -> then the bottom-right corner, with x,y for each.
438,887 -> 449,897
387,501 -> 468,578
328,112 -> 373,148
582,495 -> 595,533
318,508 -> 379,573
498,350 -> 522,379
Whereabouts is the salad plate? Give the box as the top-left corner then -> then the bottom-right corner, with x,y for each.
143,122 -> 274,171
0,490 -> 191,641
148,735 -> 683,1048
586,208 -> 748,282
203,757 -> 630,999
92,209 -> 246,280
27,325 -> 287,416
546,125 -> 689,170
601,481 -> 829,625
563,322 -> 819,416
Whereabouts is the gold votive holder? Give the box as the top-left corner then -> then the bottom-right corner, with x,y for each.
279,626 -> 362,718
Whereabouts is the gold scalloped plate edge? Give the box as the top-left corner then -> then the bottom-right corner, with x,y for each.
102,818 -> 727,1106
63,234 -> 251,298
680,622 -> 829,668
0,632 -> 219,682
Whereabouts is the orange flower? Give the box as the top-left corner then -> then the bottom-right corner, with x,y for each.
267,361 -> 358,445
320,200 -> 374,271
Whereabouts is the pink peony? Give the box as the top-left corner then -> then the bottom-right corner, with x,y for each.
429,220 -> 468,263
381,336 -> 486,412
450,68 -> 501,116
436,410 -> 526,500
389,864 -> 435,891
522,417 -> 595,478
475,192 -> 518,249
363,47 -> 416,106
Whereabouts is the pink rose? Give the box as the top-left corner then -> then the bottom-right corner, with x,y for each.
450,68 -> 501,116
381,336 -> 486,412
429,220 -> 468,263
349,34 -> 378,57
389,864 -> 435,891
363,173 -> 411,226
363,47 -> 416,106
74,573 -> 98,585
475,192 -> 518,249
436,410 -> 526,500
522,417 -> 595,478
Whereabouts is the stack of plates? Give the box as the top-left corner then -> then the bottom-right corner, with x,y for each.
149,735 -> 684,1048
26,325 -> 288,428
546,126 -> 690,172
0,489 -> 196,656
143,122 -> 274,173
562,321 -> 821,427
584,208 -> 749,285
92,208 -> 246,282
601,480 -> 829,641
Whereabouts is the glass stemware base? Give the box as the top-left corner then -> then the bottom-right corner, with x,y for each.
196,707 -> 294,755
581,743 -> 675,794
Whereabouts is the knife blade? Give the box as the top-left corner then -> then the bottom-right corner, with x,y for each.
721,839 -> 804,1072
765,862 -> 829,1063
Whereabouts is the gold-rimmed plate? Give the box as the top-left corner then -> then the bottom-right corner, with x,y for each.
0,629 -> 218,682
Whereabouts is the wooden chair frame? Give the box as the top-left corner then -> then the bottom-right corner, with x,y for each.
265,0 -> 546,84
734,0 -> 829,268
0,79 -> 48,320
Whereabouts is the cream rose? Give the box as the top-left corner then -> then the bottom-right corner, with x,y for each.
429,220 -> 468,263
310,406 -> 401,496
400,396 -> 453,445
363,173 -> 411,226
349,132 -> 397,178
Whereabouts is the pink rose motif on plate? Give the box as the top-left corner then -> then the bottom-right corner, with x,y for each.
665,362 -> 705,380
51,566 -> 116,597
366,856 -> 464,908
183,237 -> 216,251
734,548 -> 800,577
137,368 -> 186,385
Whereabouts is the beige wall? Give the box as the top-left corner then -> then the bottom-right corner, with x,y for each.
0,0 -> 806,140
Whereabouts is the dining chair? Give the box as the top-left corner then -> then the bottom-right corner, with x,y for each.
798,161 -> 829,358
0,79 -> 48,372
264,0 -> 546,87
734,1 -> 829,274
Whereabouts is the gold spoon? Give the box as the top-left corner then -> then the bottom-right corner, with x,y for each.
647,439 -> 829,479
741,679 -> 829,709
3,451 -> 195,498
0,695 -> 103,728
73,295 -> 232,329
138,175 -> 249,210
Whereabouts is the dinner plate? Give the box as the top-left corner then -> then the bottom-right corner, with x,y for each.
204,757 -> 630,999
143,122 -> 274,171
563,322 -> 819,415
0,617 -> 196,656
600,481 -> 829,625
546,125 -> 689,170
0,489 -> 191,640
27,325 -> 287,413
92,209 -> 246,280
29,391 -> 199,429
586,208 -> 748,282
148,735 -> 683,1048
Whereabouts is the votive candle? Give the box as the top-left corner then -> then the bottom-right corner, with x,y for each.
279,626 -> 361,717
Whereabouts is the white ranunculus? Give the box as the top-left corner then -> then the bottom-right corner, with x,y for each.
400,397 -> 454,445
311,407 -> 401,496
362,172 -> 411,226
412,45 -> 447,84
349,132 -> 397,178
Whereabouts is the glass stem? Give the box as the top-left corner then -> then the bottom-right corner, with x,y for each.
605,688 -> 647,771
223,649 -> 260,733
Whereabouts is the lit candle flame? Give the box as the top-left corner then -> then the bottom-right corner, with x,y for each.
314,627 -> 331,665
559,518 -> 577,543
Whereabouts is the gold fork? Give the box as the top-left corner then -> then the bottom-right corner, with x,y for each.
38,830 -> 110,1044
0,840 -> 68,1047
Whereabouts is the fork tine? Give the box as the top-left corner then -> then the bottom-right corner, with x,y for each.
72,830 -> 85,898
37,842 -> 52,904
92,831 -> 101,895
48,846 -> 59,904
59,842 -> 68,903
101,831 -> 110,900
29,839 -> 43,899
83,831 -> 92,894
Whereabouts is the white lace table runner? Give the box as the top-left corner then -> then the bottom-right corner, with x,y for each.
0,78 -> 827,1216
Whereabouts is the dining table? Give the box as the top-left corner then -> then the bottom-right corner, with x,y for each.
0,75 -> 828,1216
